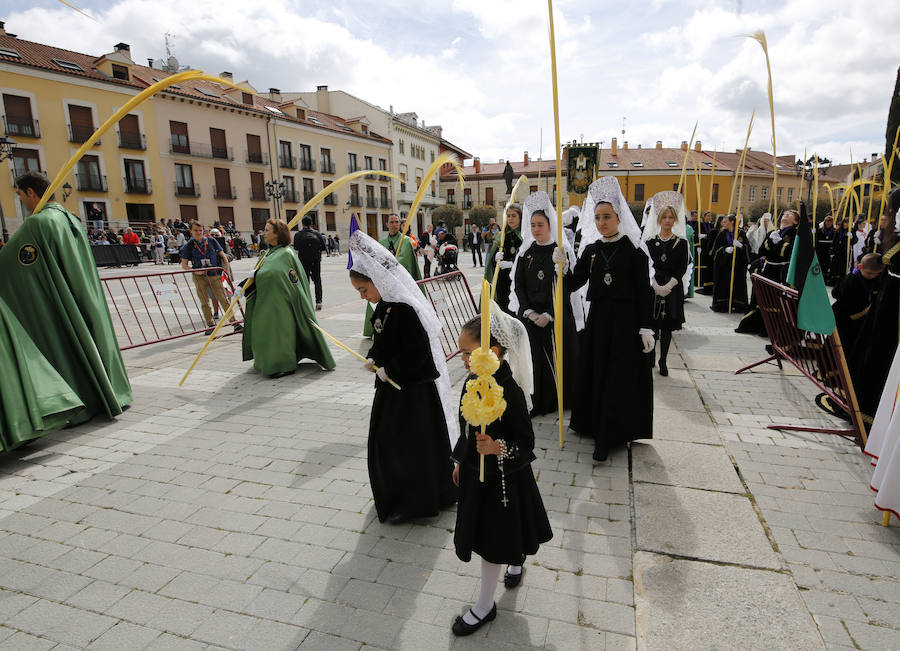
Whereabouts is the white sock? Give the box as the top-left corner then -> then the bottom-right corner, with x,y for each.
463,558 -> 501,625
506,564 -> 522,575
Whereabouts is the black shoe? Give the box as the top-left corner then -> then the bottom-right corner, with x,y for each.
452,603 -> 496,636
213,312 -> 220,320
504,558 -> 526,588
388,511 -> 412,524
593,440 -> 608,462
658,361 -> 668,377
204,326 -> 215,335
233,323 -> 243,333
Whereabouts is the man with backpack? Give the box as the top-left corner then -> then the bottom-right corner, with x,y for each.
293,216 -> 326,310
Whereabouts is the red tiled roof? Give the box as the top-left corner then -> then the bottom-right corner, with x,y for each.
0,34 -> 391,146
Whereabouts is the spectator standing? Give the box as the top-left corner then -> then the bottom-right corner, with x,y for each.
333,233 -> 341,254
468,225 -> 484,267
293,216 -> 326,310
180,221 -> 241,335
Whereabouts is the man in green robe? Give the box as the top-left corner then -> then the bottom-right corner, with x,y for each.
0,296 -> 84,450
242,222 -> 336,377
0,172 -> 132,425
363,213 -> 421,336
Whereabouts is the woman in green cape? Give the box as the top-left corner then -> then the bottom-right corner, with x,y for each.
484,204 -> 523,315
0,297 -> 83,450
241,219 -> 335,378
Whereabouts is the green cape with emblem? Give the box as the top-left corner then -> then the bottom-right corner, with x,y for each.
0,203 -> 132,425
362,232 -> 421,336
0,296 -> 83,449
241,245 -> 335,375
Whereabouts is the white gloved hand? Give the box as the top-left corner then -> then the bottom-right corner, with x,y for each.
734,240 -> 743,249
725,246 -> 734,254
770,231 -> 783,244
495,251 -> 504,263
650,279 -> 665,297
534,313 -> 552,328
248,268 -> 257,280
657,285 -> 672,297
551,247 -> 567,265
641,333 -> 656,353
665,278 -> 679,290
376,367 -> 389,383
364,358 -> 376,373
498,260 -> 514,270
233,285 -> 244,300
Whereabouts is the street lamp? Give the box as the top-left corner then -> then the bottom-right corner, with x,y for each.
0,134 -> 16,243
797,155 -> 831,206
265,179 -> 286,220
62,182 -> 73,202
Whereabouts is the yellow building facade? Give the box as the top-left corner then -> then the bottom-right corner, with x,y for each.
0,35 -> 166,234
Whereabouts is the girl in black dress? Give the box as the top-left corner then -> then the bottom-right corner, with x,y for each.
568,177 -> 655,461
815,215 -> 836,282
485,204 -> 523,315
348,231 -> 458,523
736,210 -> 797,332
829,217 -> 851,283
509,191 -> 579,416
451,314 -> 552,636
642,191 -> 691,376
710,215 -> 750,313
695,210 -> 716,295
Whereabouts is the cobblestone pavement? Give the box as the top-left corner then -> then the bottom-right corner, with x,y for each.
0,255 -> 895,649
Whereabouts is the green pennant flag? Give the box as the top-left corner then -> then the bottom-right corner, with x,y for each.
786,203 -> 836,335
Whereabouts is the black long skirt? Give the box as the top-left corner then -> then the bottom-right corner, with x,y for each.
712,260 -> 749,313
454,463 -> 552,565
368,380 -> 457,522
570,303 -> 653,443
650,286 -> 685,331
523,313 -> 577,416
849,273 -> 899,423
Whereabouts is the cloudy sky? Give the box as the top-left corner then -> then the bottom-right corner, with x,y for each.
6,0 -> 900,166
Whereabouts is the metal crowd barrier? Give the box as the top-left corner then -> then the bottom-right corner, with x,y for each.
101,267 -> 244,350
734,273 -> 866,448
416,270 -> 478,360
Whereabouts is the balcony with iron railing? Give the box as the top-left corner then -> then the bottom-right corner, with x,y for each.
213,184 -> 237,200
349,193 -> 362,207
174,182 -> 200,198
3,116 -> 40,138
245,151 -> 269,165
68,124 -> 99,144
283,189 -> 299,203
379,197 -> 392,209
320,160 -> 336,174
279,154 -> 297,169
250,187 -> 267,201
299,158 -> 316,172
324,193 -> 337,206
446,197 -> 456,205
123,176 -> 152,194
348,162 -> 359,173
117,130 -> 146,150
462,199 -> 473,210
400,182 -> 407,193
365,196 -> 378,208
364,167 -> 377,180
303,190 -> 315,203
76,173 -> 107,192
169,138 -> 234,160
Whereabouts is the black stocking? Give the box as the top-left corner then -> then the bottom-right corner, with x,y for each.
659,330 -> 672,368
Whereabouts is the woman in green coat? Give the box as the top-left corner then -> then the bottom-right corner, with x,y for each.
241,219 -> 335,378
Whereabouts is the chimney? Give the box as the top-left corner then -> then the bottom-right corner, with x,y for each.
623,141 -> 628,150
268,88 -> 282,102
681,141 -> 688,152
694,140 -> 702,152
147,58 -> 154,67
656,141 -> 662,150
637,144 -> 642,149
524,151 -> 529,166
220,71 -> 233,80
0,22 -> 7,36
474,157 -> 481,174
316,85 -> 330,114
611,137 -> 618,156
872,153 -> 878,162
115,42 -> 130,53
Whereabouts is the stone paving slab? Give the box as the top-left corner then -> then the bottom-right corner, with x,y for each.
633,552 -> 824,650
631,440 -> 744,494
633,481 -> 780,570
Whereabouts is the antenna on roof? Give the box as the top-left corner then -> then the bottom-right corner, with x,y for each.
621,116 -> 626,138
